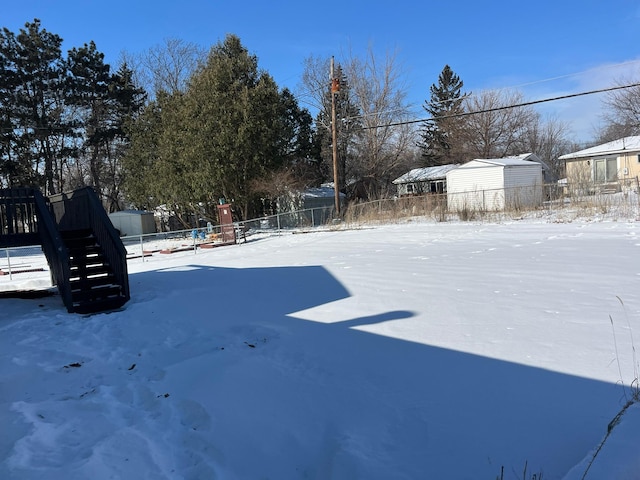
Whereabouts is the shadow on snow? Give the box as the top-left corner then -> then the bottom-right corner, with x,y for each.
2,263 -> 630,479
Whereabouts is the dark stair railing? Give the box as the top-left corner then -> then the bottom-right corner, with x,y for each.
1,187 -> 73,311
33,190 -> 74,311
48,187 -> 130,314
1,186 -> 129,314
0,187 -> 41,247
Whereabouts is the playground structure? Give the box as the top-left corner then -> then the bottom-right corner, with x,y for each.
0,187 -> 130,314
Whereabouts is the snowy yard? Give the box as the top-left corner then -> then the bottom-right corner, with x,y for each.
1,219 -> 640,479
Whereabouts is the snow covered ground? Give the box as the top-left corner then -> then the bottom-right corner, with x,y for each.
1,218 -> 640,479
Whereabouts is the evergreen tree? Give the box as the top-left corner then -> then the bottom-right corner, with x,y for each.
276,88 -> 314,165
0,27 -> 25,187
181,34 -> 280,220
123,34 -> 311,222
66,46 -> 146,210
0,20 -> 70,193
105,63 -> 146,210
121,97 -> 163,210
66,41 -> 112,192
419,65 -> 466,166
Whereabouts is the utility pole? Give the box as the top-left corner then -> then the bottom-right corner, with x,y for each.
330,56 -> 340,216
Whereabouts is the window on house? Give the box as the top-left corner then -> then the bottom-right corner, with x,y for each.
406,184 -> 414,194
607,158 -> 618,182
593,158 -> 617,183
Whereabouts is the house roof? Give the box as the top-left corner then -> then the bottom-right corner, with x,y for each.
458,155 -> 541,169
510,153 -> 540,162
558,136 -> 640,160
392,164 -> 460,184
302,186 -> 345,199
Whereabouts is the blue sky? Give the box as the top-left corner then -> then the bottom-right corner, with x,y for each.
4,1 -> 640,142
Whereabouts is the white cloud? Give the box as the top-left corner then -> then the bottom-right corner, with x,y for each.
525,59 -> 640,142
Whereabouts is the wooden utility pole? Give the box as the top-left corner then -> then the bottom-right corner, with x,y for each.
330,56 -> 340,215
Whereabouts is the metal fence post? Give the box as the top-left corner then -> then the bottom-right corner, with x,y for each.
140,234 -> 145,262
6,248 -> 12,281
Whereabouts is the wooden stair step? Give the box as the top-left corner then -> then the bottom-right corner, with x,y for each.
69,274 -> 116,290
73,296 -> 128,315
71,283 -> 121,297
70,263 -> 111,276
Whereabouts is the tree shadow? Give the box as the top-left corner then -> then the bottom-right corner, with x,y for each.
2,263 -> 628,479
119,263 -> 628,479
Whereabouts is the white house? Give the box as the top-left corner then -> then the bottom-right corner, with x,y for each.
392,164 -> 460,196
446,156 -> 543,211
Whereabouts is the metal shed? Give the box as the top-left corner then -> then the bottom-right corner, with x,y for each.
446,157 -> 543,211
108,210 -> 157,237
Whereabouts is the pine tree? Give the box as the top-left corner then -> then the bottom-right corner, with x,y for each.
66,46 -> 146,210
275,88 -> 314,164
103,63 -> 146,210
419,65 -> 466,166
0,27 -> 26,187
66,41 -> 112,193
0,20 -> 69,193
0,19 -> 147,201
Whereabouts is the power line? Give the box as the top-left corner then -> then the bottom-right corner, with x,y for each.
490,59 -> 640,92
362,82 -> 640,130
306,59 -> 640,119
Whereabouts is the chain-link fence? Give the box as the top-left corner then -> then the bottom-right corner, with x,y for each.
118,205 -> 337,264
0,245 -> 51,289
109,182 -> 640,265
2,180 -> 640,282
343,181 -> 640,223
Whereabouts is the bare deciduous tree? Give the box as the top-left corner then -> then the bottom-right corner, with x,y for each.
299,55 -> 331,114
129,38 -> 206,97
517,115 -> 573,180
461,89 -> 538,159
300,47 -> 417,199
299,55 -> 362,190
342,45 -> 416,197
597,77 -> 640,142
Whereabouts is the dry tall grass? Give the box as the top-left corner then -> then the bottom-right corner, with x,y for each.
339,187 -> 640,227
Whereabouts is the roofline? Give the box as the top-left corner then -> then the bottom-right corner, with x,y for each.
558,136 -> 640,160
559,148 -> 640,160
462,159 -> 541,167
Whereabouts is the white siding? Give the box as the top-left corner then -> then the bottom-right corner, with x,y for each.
503,164 -> 543,209
108,211 -> 157,236
446,163 -> 505,210
446,160 -> 543,211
